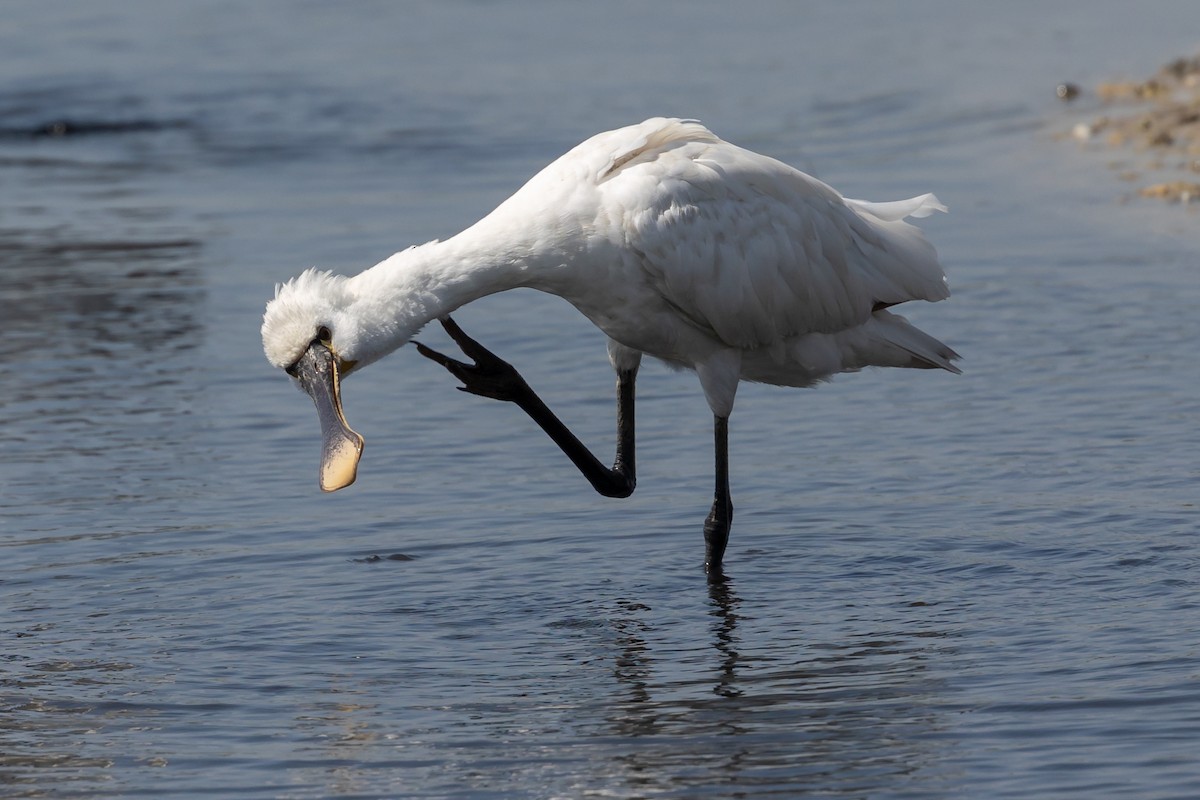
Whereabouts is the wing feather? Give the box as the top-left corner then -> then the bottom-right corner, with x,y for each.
599,123 -> 948,349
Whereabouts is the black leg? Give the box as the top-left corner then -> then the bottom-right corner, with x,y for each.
703,415 -> 733,572
415,316 -> 636,498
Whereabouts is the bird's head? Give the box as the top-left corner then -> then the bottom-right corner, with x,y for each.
262,268 -> 370,493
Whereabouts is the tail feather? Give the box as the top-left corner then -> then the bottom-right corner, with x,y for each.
865,309 -> 961,374
845,192 -> 948,221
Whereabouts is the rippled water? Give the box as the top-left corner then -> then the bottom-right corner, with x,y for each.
3,2 -> 1199,797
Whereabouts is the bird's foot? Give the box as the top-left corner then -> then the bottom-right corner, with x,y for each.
703,497 -> 734,573
414,316 -> 532,403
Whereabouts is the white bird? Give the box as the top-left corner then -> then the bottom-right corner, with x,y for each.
262,117 -> 958,572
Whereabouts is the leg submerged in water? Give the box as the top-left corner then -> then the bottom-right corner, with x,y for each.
703,414 -> 733,573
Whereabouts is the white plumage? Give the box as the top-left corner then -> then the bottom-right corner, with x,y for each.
263,117 -> 958,570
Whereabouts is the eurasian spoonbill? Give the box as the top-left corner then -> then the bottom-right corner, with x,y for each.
261,117 -> 959,572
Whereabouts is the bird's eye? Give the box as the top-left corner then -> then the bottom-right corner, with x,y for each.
317,326 -> 332,343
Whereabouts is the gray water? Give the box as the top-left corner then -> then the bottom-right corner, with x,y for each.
3,2 -> 1199,797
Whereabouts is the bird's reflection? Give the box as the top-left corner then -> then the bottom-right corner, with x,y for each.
600,568 -> 746,740
706,569 -> 743,698
592,558 -> 954,796
605,599 -> 657,735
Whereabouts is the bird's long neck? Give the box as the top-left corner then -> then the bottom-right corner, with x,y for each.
345,209 -> 567,361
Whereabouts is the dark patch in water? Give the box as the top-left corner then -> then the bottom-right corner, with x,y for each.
355,553 -> 416,563
0,118 -> 192,139
30,238 -> 202,256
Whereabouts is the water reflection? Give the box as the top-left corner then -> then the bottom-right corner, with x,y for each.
1,238 -> 201,361
606,599 -> 656,734
0,232 -> 205,505
0,97 -> 208,532
0,659 -> 136,792
707,572 -> 743,699
592,577 -> 954,796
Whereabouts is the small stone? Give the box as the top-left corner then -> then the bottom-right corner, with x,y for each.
1057,82 -> 1081,101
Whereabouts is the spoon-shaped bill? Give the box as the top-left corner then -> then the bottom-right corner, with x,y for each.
289,340 -> 364,491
